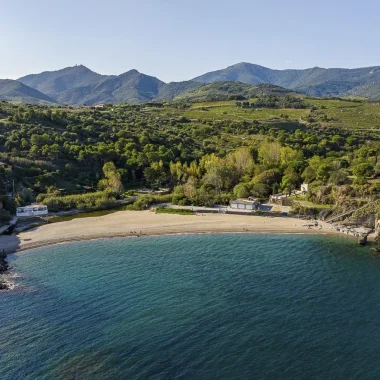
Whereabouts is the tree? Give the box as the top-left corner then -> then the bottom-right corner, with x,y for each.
172,185 -> 186,204
316,163 -> 331,184
258,141 -> 281,167
226,148 -> 254,177
233,183 -> 251,198
184,178 -> 198,201
203,163 -> 237,193
302,166 -> 316,183
281,171 -> 300,195
144,160 -> 166,187
352,163 -> 373,178
251,183 -> 270,198
280,146 -> 303,166
99,162 -> 124,195
252,169 -> 282,188
329,170 -> 349,185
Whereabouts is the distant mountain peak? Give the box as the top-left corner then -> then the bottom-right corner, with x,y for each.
232,62 -> 263,68
71,64 -> 93,71
7,62 -> 380,105
118,69 -> 141,78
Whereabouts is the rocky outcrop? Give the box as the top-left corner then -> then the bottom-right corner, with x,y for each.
0,250 -> 8,272
0,249 -> 10,290
358,234 -> 368,246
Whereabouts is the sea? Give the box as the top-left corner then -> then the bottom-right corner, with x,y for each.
1,233 -> 380,379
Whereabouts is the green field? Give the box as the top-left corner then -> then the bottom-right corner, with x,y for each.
183,105 -> 310,122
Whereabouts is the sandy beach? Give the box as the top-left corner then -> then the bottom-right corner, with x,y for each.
0,210 -> 341,253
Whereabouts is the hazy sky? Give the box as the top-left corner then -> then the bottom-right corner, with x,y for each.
2,0 -> 380,82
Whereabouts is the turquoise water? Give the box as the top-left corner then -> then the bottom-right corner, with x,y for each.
1,234 -> 380,379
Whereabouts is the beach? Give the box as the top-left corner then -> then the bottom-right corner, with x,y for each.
0,210 -> 339,253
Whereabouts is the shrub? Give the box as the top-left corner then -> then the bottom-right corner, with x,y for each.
127,194 -> 173,211
0,209 -> 11,223
41,191 -> 116,212
233,183 -> 251,198
155,207 -> 194,215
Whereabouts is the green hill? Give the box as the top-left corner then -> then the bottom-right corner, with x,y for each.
174,82 -> 298,102
0,80 -> 56,104
156,81 -> 203,101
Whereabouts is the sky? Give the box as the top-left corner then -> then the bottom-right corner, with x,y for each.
2,0 -> 380,82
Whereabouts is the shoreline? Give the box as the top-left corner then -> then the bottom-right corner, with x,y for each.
0,210 -> 361,255
13,230 -> 336,254
0,210 -> 375,291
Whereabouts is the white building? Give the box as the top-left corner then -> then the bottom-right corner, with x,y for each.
301,183 -> 309,193
17,205 -> 48,217
229,198 -> 259,210
269,193 -> 288,203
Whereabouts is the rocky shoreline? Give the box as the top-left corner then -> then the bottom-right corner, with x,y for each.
0,250 -> 10,290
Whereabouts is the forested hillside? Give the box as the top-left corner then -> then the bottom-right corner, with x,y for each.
0,95 -> 379,218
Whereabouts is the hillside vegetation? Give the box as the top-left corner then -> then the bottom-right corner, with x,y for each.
174,82 -> 297,102
0,96 -> 379,219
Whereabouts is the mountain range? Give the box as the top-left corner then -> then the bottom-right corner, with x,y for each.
1,62 -> 380,105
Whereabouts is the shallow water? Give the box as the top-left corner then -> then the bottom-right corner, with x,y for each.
1,234 -> 380,379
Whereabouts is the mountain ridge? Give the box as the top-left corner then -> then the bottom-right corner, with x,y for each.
0,79 -> 56,104
4,62 -> 380,104
192,62 -> 380,98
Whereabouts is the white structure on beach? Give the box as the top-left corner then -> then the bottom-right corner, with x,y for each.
229,198 -> 259,210
17,205 -> 48,217
301,183 -> 309,193
269,193 -> 288,203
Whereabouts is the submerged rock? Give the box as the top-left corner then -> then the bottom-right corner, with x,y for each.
358,234 -> 368,246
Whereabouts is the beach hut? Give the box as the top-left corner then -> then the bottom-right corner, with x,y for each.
17,205 -> 48,217
229,198 -> 259,210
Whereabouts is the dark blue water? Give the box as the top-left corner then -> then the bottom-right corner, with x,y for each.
1,234 -> 380,379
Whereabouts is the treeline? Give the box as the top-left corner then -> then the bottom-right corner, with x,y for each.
236,95 -> 308,109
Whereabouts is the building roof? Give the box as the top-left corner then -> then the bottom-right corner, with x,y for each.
230,198 -> 258,205
17,205 -> 47,210
271,193 -> 287,198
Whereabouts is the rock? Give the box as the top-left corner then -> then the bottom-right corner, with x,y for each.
0,253 -> 9,274
319,208 -> 331,221
0,279 -> 9,290
359,234 -> 368,246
